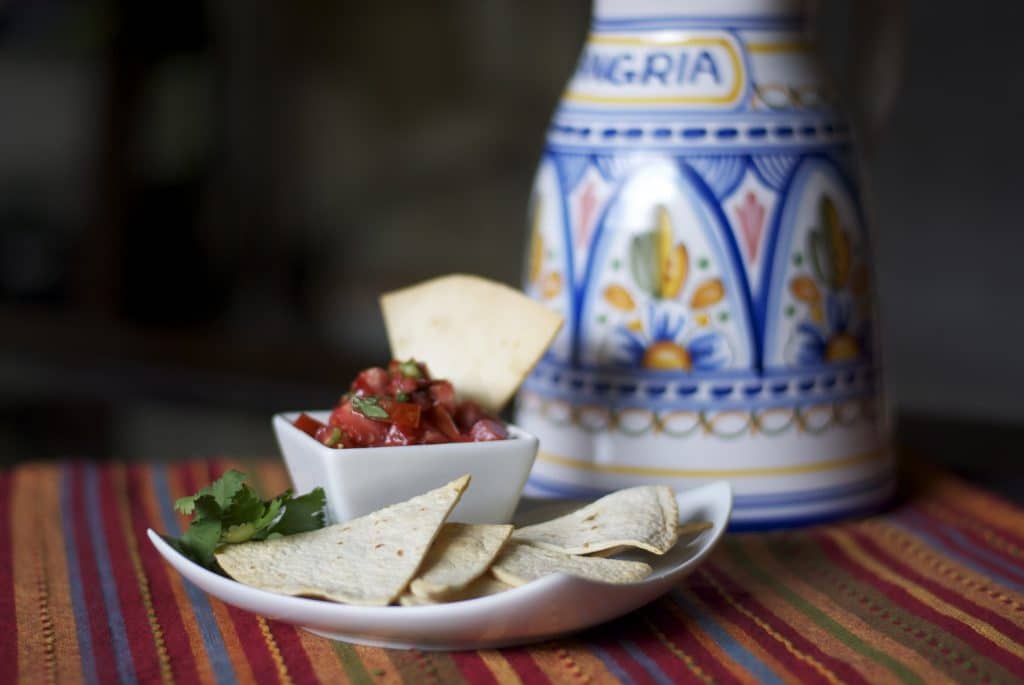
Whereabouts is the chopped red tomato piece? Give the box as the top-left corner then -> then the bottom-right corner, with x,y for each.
430,405 -> 463,441
293,413 -> 324,437
468,418 -> 508,442
296,359 -> 508,448
378,398 -> 421,428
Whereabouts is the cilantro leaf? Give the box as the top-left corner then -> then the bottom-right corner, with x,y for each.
164,471 -> 327,573
268,488 -> 326,536
398,359 -> 422,378
352,395 -> 389,420
174,469 -> 247,514
177,518 -> 222,568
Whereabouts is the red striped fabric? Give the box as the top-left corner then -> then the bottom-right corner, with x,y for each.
3,459 -> 1024,685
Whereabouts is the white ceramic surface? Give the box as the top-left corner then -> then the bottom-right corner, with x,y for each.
273,411 -> 538,524
148,480 -> 732,650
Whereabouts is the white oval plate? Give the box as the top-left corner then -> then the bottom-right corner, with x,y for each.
148,481 -> 732,651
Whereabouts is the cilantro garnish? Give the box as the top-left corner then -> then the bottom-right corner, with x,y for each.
398,360 -> 422,378
352,395 -> 389,419
395,391 -> 409,402
166,469 -> 326,572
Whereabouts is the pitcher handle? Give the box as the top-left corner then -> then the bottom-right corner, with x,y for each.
848,0 -> 907,153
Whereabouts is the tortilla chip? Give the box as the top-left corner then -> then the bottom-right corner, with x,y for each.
491,541 -> 651,586
380,274 -> 564,412
215,475 -> 469,606
399,576 -> 514,606
409,523 -> 513,599
512,485 -> 679,555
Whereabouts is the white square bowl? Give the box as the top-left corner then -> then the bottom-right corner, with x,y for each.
272,411 -> 539,524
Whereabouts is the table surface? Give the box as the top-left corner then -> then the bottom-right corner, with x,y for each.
3,458 -> 1024,685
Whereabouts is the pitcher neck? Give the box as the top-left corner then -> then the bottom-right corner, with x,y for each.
591,0 -> 812,31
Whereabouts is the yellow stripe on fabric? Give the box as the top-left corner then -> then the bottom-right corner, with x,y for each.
643,616 -> 715,685
257,616 -> 294,685
925,473 -> 1024,536
112,465 -> 176,685
13,467 -> 47,683
730,536 -> 929,685
36,465 -> 85,685
678,588 -> 804,685
660,595 -> 778,685
537,447 -> 885,478
294,632 -> 352,684
920,502 -> 1024,563
138,466 -> 218,685
13,466 -> 80,685
864,521 -> 1024,629
478,649 -> 524,684
699,568 -> 844,685
556,640 -> 628,684
172,464 -> 260,684
825,529 -> 1024,662
527,641 -> 620,684
751,534 -> 955,685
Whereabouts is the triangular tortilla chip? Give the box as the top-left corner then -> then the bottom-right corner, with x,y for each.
409,523 -> 513,599
512,485 -> 680,555
215,475 -> 470,606
380,274 -> 564,412
399,576 -> 514,606
491,541 -> 651,586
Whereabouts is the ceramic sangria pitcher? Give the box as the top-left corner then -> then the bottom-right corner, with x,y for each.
517,0 -> 897,528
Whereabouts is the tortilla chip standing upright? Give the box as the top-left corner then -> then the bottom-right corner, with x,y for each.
215,475 -> 470,606
380,274 -> 564,413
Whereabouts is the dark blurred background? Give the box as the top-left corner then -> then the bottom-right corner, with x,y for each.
1,1 -> 1021,485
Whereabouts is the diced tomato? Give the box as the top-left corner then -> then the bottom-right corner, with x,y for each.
388,374 -> 420,395
430,405 -> 462,441
454,401 -> 486,432
352,367 -> 390,395
468,418 -> 508,442
383,422 -> 421,446
293,413 -> 325,437
329,400 -> 389,446
378,398 -> 421,428
318,359 -> 506,447
428,381 -> 456,413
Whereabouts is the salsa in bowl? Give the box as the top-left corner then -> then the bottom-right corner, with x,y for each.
275,360 -> 537,524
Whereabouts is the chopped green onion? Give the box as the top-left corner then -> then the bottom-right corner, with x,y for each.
322,426 -> 343,447
395,391 -> 410,402
352,395 -> 389,419
398,360 -> 422,378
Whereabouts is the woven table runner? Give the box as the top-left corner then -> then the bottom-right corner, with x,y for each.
2,459 -> 1023,685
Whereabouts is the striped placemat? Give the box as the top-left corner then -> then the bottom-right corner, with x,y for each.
3,459 -> 1023,684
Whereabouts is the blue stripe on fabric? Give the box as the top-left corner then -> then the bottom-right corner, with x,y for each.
586,643 -> 635,684
152,465 -> 237,685
670,590 -> 784,685
621,639 -> 676,685
60,464 -> 100,685
84,464 -> 138,685
894,511 -> 1024,592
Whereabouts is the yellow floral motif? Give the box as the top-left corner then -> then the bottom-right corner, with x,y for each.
643,341 -> 693,371
629,206 -> 688,300
690,278 -> 725,309
603,284 -> 636,312
658,207 -> 688,299
541,272 -> 562,299
789,276 -> 820,304
528,200 -> 544,285
696,312 -> 710,327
